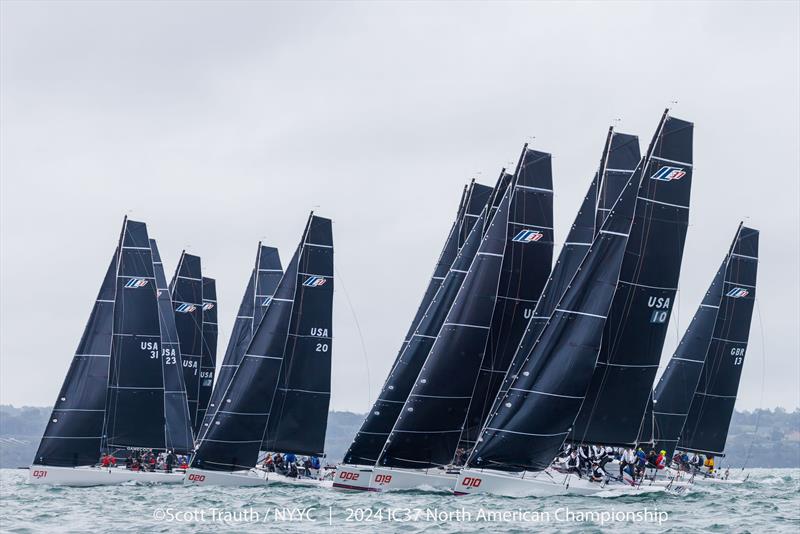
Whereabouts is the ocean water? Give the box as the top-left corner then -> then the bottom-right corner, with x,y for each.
1,468 -> 798,533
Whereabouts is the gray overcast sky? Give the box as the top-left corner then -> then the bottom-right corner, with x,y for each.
2,1 -> 798,412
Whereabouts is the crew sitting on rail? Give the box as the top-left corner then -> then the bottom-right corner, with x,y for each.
619,448 -> 636,478
565,450 -> 582,478
704,455 -> 715,475
655,450 -> 667,469
100,453 -> 117,468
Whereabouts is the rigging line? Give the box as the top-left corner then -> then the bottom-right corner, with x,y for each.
742,297 -> 767,471
335,264 -> 371,408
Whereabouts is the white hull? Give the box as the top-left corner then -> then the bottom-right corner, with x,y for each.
332,464 -> 375,491
370,466 -> 457,492
454,468 -> 666,497
184,467 -> 330,487
28,465 -> 184,486
663,467 -> 743,485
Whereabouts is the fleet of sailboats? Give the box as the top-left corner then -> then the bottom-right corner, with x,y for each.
28,109 -> 761,496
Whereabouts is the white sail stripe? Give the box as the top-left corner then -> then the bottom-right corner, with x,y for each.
258,268 -> 283,272
41,436 -> 102,439
288,333 -> 332,339
596,362 -> 659,368
116,275 -> 156,280
442,322 -> 491,330
164,390 -> 189,394
410,394 -> 472,399
597,207 -> 612,211
113,333 -> 160,337
672,357 -> 704,363
508,221 -> 554,229
377,399 -> 405,404
564,241 -> 591,246
237,315 -> 254,319
76,354 -> 110,358
637,196 -> 690,210
730,252 -> 758,261
96,299 -> 115,303
432,276 -> 446,280
413,334 -> 437,339
218,411 -> 269,416
700,304 -> 719,309
477,252 -> 504,258
244,354 -> 282,360
464,213 -> 479,218
178,275 -> 203,282
497,295 -> 539,303
306,242 -> 333,249
555,308 -> 607,319
696,392 -> 736,399
392,429 -> 462,434
298,272 -> 330,277
618,279 -> 678,291
109,386 -> 163,390
599,229 -> 629,238
221,364 -> 238,367
653,411 -> 688,417
711,336 -> 747,344
515,185 -> 553,193
280,388 -> 330,395
450,268 -> 469,274
271,298 -> 293,303
357,431 -> 390,436
202,439 -> 263,444
485,427 -> 569,437
509,387 -> 583,399
121,246 -> 152,250
605,168 -> 635,173
651,155 -> 693,167
723,280 -> 756,289
480,368 -> 508,374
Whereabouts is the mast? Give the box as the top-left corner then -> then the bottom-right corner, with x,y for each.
342,182 -> 493,466
196,277 -> 218,433
677,225 -> 759,457
191,213 -> 329,471
33,249 -> 118,466
169,252 -> 204,431
103,219 -> 167,451
199,244 -> 282,440
467,154 -> 642,472
568,110 -> 693,448
150,239 -> 194,453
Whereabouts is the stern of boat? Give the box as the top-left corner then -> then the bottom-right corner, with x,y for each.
332,464 -> 375,491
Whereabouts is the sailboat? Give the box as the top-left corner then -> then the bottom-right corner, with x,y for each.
196,277 -> 218,432
29,218 -> 193,485
198,244 -> 282,440
184,212 -> 333,486
453,147 -> 643,497
334,181 -> 493,490
652,224 -> 759,485
169,252 -> 206,434
368,147 -> 554,492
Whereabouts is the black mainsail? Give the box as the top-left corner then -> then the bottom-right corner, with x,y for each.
568,110 -> 693,448
192,213 -> 330,471
169,252 -> 204,431
103,220 -> 167,451
595,130 -> 642,232
150,239 -> 195,453
342,183 -> 492,466
677,225 -> 759,456
459,149 -> 554,452
33,251 -> 118,467
197,277 -> 218,433
199,244 -> 282,439
261,216 -> 334,456
467,160 -> 641,472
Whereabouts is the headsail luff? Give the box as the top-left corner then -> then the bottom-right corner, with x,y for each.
677,225 -> 759,457
150,239 -> 194,453
169,252 -> 204,431
377,185 -> 513,469
342,183 -> 492,466
104,220 -> 167,451
33,248 -> 118,467
568,110 -> 693,448
261,216 -> 334,456
467,157 -> 642,473
459,148 -> 554,452
199,244 -> 282,441
191,213 -> 315,471
196,277 -> 218,433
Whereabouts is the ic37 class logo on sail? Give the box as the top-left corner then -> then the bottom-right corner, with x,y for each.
650,166 -> 686,182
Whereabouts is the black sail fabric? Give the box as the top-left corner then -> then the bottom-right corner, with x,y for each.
460,182 -> 494,247
192,214 -> 312,471
650,256 -> 727,457
678,226 -> 759,456
33,251 -> 118,466
199,244 -> 282,440
342,185 -> 492,465
467,162 -> 641,472
150,239 -> 195,453
196,277 -> 218,433
104,220 -> 166,450
460,149 -> 554,451
261,216 -> 334,456
595,130 -> 642,232
169,253 -> 204,429
378,187 -> 512,469
569,111 -> 693,447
